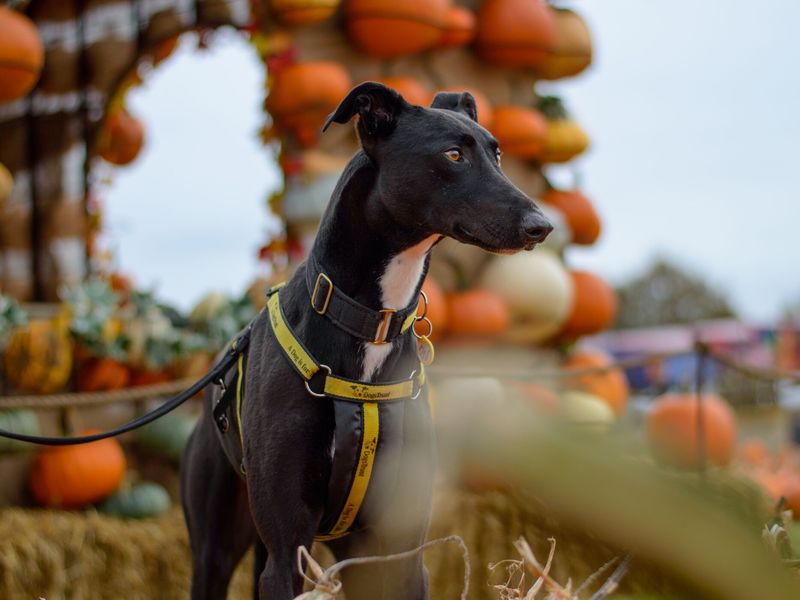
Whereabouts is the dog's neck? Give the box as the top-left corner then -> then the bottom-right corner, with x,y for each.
309,152 -> 438,380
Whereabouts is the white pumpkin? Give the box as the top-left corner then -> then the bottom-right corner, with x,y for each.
560,391 -> 615,426
479,248 -> 573,330
124,307 -> 173,367
435,377 -> 508,445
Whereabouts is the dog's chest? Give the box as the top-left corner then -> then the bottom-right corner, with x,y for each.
360,236 -> 437,381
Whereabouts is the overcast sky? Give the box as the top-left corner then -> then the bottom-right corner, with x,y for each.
107,1 -> 800,322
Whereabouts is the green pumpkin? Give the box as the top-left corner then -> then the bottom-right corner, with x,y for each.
135,411 -> 197,463
97,481 -> 171,519
0,409 -> 40,453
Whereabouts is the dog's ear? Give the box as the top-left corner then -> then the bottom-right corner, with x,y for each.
430,91 -> 478,123
323,82 -> 407,138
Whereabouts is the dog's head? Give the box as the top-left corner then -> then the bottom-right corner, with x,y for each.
323,82 -> 551,252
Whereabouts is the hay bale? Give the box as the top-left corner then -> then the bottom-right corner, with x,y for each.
425,482 -> 767,600
0,474 -> 768,599
0,507 -> 253,599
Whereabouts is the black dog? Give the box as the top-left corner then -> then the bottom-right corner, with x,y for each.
181,82 -> 551,600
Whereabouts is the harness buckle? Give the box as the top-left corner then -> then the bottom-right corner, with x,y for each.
311,273 -> 334,315
373,309 -> 396,344
216,413 -> 230,433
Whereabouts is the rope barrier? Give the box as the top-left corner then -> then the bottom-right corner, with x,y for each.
0,378 -> 198,409
700,342 -> 800,384
0,343 -> 796,411
426,349 -> 694,382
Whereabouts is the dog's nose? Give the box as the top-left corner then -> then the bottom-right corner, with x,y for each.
522,213 -> 553,243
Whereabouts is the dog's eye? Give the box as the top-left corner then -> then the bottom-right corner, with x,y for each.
495,148 -> 502,165
445,148 -> 462,162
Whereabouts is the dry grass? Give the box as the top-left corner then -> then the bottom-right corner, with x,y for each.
0,507 -> 253,599
0,480 -> 773,599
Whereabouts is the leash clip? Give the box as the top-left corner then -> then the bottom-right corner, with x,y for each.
311,273 -> 334,315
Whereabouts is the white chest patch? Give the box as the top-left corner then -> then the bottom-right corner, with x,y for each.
360,235 -> 438,381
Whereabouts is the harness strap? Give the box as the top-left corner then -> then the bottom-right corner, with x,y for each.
315,401 -> 380,540
305,254 -> 418,344
267,291 -> 425,402
266,287 -> 425,542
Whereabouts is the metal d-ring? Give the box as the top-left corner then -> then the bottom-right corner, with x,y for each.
304,364 -> 332,398
412,316 -> 433,340
408,369 -> 422,400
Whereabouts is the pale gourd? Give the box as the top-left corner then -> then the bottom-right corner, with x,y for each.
559,391 -> 615,426
478,249 -> 572,341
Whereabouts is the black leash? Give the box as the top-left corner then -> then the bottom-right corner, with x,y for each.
0,328 -> 252,446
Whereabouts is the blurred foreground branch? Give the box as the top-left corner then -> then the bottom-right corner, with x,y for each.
447,406 -> 800,600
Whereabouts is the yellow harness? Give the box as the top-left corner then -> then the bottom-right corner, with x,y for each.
221,286 -> 428,541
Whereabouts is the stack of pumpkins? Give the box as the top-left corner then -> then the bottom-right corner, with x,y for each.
254,0 -> 615,354
0,278 -> 216,397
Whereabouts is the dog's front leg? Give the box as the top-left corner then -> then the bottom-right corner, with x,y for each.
246,443 -> 326,600
243,379 -> 332,600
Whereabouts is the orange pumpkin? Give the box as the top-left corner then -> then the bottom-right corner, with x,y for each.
98,110 -> 145,166
270,0 -> 341,26
475,0 -> 556,69
646,393 -> 737,469
345,0 -> 448,59
265,62 -> 352,148
29,431 -> 127,508
76,357 -> 131,392
417,276 -> 448,341
438,6 -> 476,49
0,6 -> 44,102
491,106 -> 548,159
435,87 -> 493,129
446,289 -> 509,336
558,271 -> 616,340
563,350 -> 628,416
374,76 -> 430,107
535,7 -> 593,80
541,188 -> 601,245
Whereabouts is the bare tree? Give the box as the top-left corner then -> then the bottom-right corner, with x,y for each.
614,259 -> 736,329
